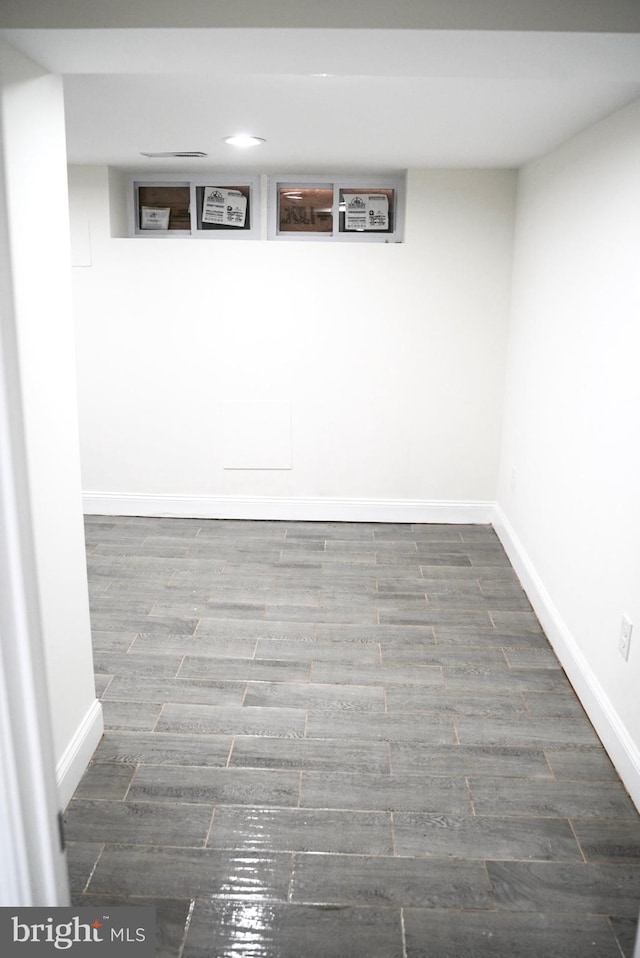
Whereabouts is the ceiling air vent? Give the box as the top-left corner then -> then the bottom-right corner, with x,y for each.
140,151 -> 208,158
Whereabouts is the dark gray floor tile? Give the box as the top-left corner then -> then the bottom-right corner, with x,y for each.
281,538 -> 327,552
244,681 -> 385,711
94,674 -> 112,696
196,575 -> 321,617
300,771 -> 471,814
468,552 -> 514,568
178,655 -> 311,682
573,821 -> 640,863
379,609 -> 493,627
196,520 -> 286,539
522,690 -> 589,717
92,730 -> 233,766
290,853 -> 493,908
183,900 -> 404,958
125,556 -> 225,576
371,562 -> 424,577
419,555 -> 474,568
130,633 -> 258,658
403,908 -> 623,958
504,648 -> 560,668
382,647 -> 508,668
100,701 -> 162,731
305,710 -> 456,744
455,714 -> 600,747
315,623 -> 435,646
375,578 -> 431,595
415,542 -> 498,557
91,594 -> 157,615
88,845 -> 292,900
105,577 -> 188,596
318,551 -> 377,566
487,860 -> 640,916
385,687 -> 528,716
412,525 -> 468,541
194,618 -> 315,641
420,563 -> 515,579
392,744 -> 553,778
427,591 -> 532,611
417,579 -> 484,596
443,665 -> 572,693
470,777 -> 638,819
309,573 -> 379,593
434,627 -> 551,649
66,842 -> 104,893
96,537 -> 192,558
544,746 -> 620,781
102,674 -> 246,706
157,703 -> 306,737
91,631 -> 137,652
128,765 -> 300,807
310,662 -> 443,687
264,603 -> 379,624
170,571 -> 281,593
609,916 -> 639,958
393,813 -> 582,861
186,599 -> 268,619
208,806 -> 394,855
90,613 -> 199,634
93,651 -> 185,677
489,610 -> 545,633
229,735 -> 390,772
330,539 -> 416,554
255,638 -> 381,663
71,896 -> 191,958
64,799 -> 213,846
74,763 -> 136,800
289,521 -> 377,539
374,593 -> 430,612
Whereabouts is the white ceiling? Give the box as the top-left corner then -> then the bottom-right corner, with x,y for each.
3,26 -> 640,172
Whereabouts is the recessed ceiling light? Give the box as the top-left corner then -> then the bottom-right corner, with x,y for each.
222,135 -> 266,148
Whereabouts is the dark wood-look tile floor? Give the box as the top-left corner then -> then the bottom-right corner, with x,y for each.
67,517 -> 640,957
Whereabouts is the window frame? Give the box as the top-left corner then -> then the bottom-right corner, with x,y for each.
268,174 -> 405,243
128,173 -> 262,239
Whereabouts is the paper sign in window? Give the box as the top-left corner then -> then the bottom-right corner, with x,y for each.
140,206 -> 170,230
344,193 -> 389,231
202,187 -> 247,228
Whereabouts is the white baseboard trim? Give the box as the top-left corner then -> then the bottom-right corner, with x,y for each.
83,492 -> 495,525
56,698 -> 103,810
493,505 -> 640,812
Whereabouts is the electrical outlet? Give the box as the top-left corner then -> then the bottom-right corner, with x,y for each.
618,615 -> 632,661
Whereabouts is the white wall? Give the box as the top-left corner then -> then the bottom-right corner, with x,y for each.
0,40 -> 101,806
496,97 -> 640,806
70,167 -> 516,520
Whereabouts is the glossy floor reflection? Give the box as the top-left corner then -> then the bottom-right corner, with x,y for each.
67,517 -> 640,957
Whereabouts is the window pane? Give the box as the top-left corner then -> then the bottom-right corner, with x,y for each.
339,188 -> 394,233
278,186 -> 333,233
195,186 -> 251,231
137,185 -> 190,231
